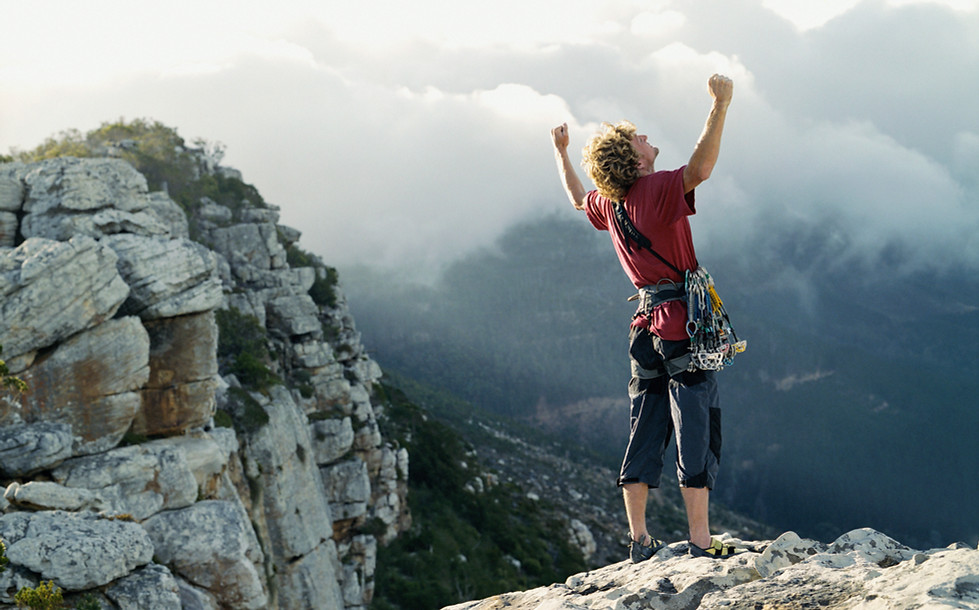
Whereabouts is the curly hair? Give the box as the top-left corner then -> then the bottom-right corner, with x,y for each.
581,121 -> 641,202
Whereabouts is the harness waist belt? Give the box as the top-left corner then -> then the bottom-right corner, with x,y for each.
631,353 -> 693,379
634,282 -> 686,312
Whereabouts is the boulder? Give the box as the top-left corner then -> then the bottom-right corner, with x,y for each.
755,530 -> 827,578
266,294 -> 322,339
0,236 -> 130,361
105,563 -> 182,610
0,162 -> 26,212
0,422 -> 74,476
322,458 -> 371,522
4,481 -> 102,512
134,312 -> 219,436
104,234 -> 222,319
142,500 -> 268,610
175,577 -> 220,610
52,438 -> 199,520
0,211 -> 16,247
310,416 -> 354,465
9,316 -> 149,455
206,222 -> 286,282
0,511 -> 153,591
274,541 -> 346,610
18,157 -> 180,240
0,564 -> 37,605
21,157 -> 148,215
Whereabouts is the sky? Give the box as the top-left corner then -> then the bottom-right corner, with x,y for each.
2,0 -> 978,279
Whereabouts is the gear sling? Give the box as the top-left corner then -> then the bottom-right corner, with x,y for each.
613,201 -> 746,378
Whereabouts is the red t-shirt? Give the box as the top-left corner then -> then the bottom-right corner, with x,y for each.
584,167 -> 697,340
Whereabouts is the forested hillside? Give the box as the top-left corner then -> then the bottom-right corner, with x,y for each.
344,211 -> 979,550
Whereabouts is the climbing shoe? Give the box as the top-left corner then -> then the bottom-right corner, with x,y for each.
688,538 -> 745,559
629,534 -> 666,563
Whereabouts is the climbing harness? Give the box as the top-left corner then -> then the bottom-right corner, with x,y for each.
684,266 -> 747,370
613,201 -> 746,374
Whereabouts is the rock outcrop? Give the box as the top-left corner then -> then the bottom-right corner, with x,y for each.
0,156 -> 408,609
444,528 -> 979,610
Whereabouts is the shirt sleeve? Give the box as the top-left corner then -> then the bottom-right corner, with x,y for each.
584,190 -> 609,232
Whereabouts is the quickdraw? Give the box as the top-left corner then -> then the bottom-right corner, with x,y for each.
685,267 -> 746,371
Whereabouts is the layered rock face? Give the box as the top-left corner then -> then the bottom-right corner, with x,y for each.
0,157 -> 407,609
445,528 -> 979,610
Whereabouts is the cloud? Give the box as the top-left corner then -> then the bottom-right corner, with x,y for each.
2,0 -> 977,278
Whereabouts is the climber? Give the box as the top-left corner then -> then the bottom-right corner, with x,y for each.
550,74 -> 744,562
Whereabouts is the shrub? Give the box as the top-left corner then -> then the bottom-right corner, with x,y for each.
14,580 -> 64,609
1,345 -> 28,395
215,308 -> 280,391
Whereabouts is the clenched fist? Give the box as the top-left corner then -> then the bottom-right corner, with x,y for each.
708,74 -> 733,105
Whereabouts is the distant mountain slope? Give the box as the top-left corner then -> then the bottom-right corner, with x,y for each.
344,211 -> 979,549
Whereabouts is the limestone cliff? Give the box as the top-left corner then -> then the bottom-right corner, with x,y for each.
0,155 -> 408,609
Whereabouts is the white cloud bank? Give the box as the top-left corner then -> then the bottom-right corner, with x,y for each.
1,0 -> 977,276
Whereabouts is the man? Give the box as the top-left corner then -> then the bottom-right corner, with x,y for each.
550,74 -> 741,562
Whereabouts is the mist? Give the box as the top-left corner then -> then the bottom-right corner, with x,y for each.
2,0 -> 977,279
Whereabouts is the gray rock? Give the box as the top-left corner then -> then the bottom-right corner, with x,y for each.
142,500 -> 268,610
0,162 -> 26,212
0,236 -> 130,360
197,197 -> 233,225
0,422 -> 74,476
0,564 -> 38,605
106,563 -> 182,610
104,234 -> 222,319
238,385 -> 343,604
1,511 -> 153,591
293,340 -> 336,369
829,527 -> 915,565
310,417 -> 355,465
0,211 -> 16,247
9,317 -> 149,455
22,157 -> 148,215
207,222 -> 286,281
239,207 -> 280,224
322,458 -> 371,521
52,438 -> 199,520
755,530 -> 826,578
134,312 -> 219,436
21,207 -> 170,240
275,541 -> 346,610
4,481 -> 103,512
278,224 -> 302,247
175,576 -> 220,610
163,434 -> 231,500
267,294 -> 322,339
146,191 -> 190,239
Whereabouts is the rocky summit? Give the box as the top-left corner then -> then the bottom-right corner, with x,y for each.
0,156 -> 408,609
444,528 -> 979,609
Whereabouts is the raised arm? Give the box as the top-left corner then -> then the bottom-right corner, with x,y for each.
551,123 -> 587,210
683,74 -> 733,193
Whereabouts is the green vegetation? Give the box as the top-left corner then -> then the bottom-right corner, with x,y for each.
286,244 -> 340,308
371,382 -> 586,610
215,308 -> 280,391
1,345 -> 28,395
9,118 -> 265,220
14,580 -> 64,610
223,386 -> 270,435
0,539 -> 8,573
